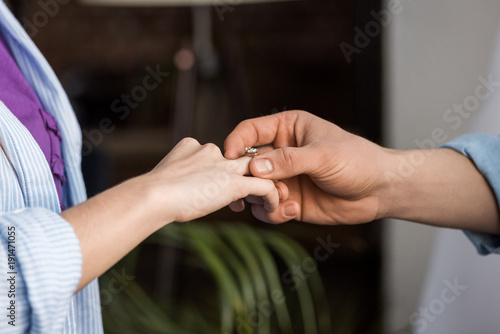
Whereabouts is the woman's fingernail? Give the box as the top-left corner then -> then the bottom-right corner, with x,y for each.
255,159 -> 273,175
283,204 -> 297,217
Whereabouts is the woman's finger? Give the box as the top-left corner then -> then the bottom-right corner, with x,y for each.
251,200 -> 300,224
229,199 -> 245,212
274,181 -> 289,201
242,180 -> 288,207
223,145 -> 275,176
226,156 -> 253,176
245,195 -> 265,205
236,177 -> 280,212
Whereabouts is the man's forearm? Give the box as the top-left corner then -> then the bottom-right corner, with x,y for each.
378,148 -> 500,233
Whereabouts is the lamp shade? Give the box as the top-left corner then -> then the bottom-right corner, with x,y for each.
79,0 -> 297,6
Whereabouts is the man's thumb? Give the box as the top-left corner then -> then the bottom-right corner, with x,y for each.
250,146 -> 314,179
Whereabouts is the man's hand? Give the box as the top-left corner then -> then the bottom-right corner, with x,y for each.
224,110 -> 390,225
225,110 -> 500,235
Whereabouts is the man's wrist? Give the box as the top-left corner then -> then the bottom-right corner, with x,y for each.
373,148 -> 408,221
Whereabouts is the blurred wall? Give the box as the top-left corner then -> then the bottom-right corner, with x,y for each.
383,0 -> 500,332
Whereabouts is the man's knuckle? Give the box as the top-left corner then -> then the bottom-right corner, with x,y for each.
280,148 -> 296,172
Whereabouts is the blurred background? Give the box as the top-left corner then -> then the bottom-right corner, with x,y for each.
7,0 -> 500,333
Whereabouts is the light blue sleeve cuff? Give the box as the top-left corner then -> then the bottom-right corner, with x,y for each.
441,133 -> 500,255
0,207 -> 82,333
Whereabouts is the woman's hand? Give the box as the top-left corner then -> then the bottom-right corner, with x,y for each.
64,137 -> 280,292
146,137 -> 280,223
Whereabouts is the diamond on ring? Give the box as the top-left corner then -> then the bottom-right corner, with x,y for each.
245,147 -> 260,156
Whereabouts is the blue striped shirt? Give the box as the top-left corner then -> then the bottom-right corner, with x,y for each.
0,1 -> 103,333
